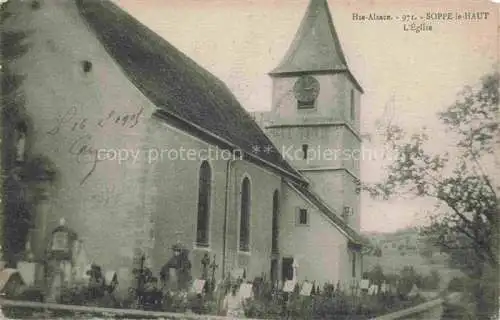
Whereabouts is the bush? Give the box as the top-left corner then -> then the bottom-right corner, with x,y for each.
243,296 -> 283,318
58,284 -> 89,305
441,301 -> 475,320
421,270 -> 441,290
2,285 -> 45,319
11,285 -> 44,302
162,291 -> 189,313
364,265 -> 385,286
398,266 -> 423,295
187,293 -> 218,315
242,282 -> 426,320
447,277 -> 466,292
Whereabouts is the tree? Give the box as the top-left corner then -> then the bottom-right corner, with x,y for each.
398,266 -> 422,296
1,0 -> 57,267
364,264 -> 385,286
367,71 -> 499,319
421,270 -> 440,291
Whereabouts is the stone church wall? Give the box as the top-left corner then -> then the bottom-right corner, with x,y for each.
6,0 -> 156,292
279,184 -> 352,285
8,0 -> 286,289
143,117 -> 282,282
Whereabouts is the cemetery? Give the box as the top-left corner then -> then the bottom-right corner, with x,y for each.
0,233 -> 438,320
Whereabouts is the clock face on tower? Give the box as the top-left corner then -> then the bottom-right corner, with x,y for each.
293,75 -> 320,103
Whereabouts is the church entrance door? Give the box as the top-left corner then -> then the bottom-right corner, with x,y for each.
281,257 -> 293,282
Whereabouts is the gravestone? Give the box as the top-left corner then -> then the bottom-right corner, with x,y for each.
368,284 -> 378,295
160,244 -> 192,291
231,268 -> 245,280
17,233 -> 37,287
360,279 -> 370,290
239,283 -> 253,300
380,282 -> 387,293
105,271 -> 118,293
408,284 -> 419,297
192,279 -> 206,294
17,262 -> 36,287
72,240 -> 89,282
168,268 -> 178,290
283,280 -> 296,293
300,281 -> 313,296
0,269 -> 25,297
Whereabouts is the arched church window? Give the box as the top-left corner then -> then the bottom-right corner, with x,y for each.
239,177 -> 251,251
352,251 -> 357,277
271,190 -> 279,253
302,144 -> 309,160
350,89 -> 356,121
196,161 -> 211,247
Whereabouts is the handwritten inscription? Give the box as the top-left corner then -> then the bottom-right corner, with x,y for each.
47,106 -> 144,185
67,134 -> 101,185
47,106 -> 143,135
352,11 -> 491,33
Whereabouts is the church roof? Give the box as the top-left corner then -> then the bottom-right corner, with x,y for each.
270,0 -> 363,92
76,0 -> 305,184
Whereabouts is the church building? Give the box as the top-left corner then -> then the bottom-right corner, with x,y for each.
4,0 -> 364,294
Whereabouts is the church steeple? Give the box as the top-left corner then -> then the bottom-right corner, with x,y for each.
270,0 -> 362,91
266,0 -> 363,231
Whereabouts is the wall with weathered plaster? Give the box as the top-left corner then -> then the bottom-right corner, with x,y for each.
6,1 -> 155,290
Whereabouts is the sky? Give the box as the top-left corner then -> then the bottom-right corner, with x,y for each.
111,0 -> 498,233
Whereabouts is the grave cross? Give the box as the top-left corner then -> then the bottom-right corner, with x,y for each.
210,255 -> 218,282
201,253 -> 210,280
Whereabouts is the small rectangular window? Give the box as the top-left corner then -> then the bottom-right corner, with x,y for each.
298,208 -> 308,225
297,100 -> 315,109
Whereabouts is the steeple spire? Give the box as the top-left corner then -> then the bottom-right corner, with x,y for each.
270,0 -> 361,91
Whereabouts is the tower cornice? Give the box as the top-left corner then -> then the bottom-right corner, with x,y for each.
265,121 -> 362,142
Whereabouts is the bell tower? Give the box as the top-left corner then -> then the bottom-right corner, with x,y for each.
266,0 -> 362,231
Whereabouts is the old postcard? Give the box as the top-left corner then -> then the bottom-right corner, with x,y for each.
0,0 -> 498,319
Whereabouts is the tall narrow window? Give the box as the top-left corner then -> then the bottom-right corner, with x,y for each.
196,161 -> 211,246
352,252 -> 357,277
302,144 -> 309,160
271,190 -> 279,253
350,89 -> 355,121
239,177 -> 251,251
